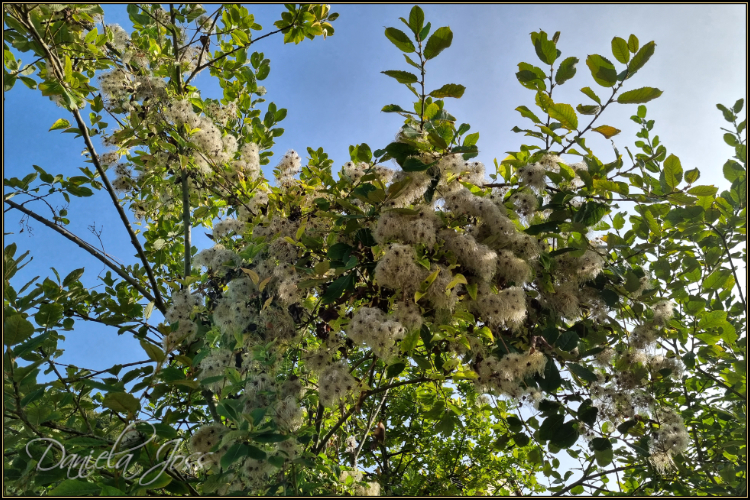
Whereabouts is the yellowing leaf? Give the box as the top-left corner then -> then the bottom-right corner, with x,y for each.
445,273 -> 467,292
49,118 -> 70,131
241,268 -> 260,285
259,277 -> 272,292
592,125 -> 621,139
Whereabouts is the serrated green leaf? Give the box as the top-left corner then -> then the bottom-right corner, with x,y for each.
4,315 -> 35,346
663,154 -> 683,190
102,392 -> 140,415
423,26 -> 453,60
555,57 -> 579,85
586,54 -> 618,87
627,34 -> 639,53
381,70 -> 418,84
429,83 -> 465,99
549,103 -> 578,130
384,27 -> 415,53
627,41 -> 655,78
617,87 -> 663,104
516,105 -> 541,123
580,86 -> 602,105
611,37 -> 630,64
576,104 -> 600,115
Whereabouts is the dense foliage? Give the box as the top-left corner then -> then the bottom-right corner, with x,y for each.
3,3 -> 746,496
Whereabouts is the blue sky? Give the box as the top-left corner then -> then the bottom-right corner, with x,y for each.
4,3 -> 745,391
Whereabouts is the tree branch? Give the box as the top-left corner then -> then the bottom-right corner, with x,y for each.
15,7 -> 166,314
5,198 -> 157,304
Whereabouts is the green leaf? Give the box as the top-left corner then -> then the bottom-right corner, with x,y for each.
703,269 -> 731,291
516,105 -> 541,123
617,87 -> 663,104
663,154 -> 683,190
612,212 -> 625,230
381,70 -> 418,84
254,432 -> 291,443
102,392 -> 140,415
4,315 -> 35,346
386,362 -> 407,378
586,54 -> 618,87
429,83 -> 465,99
684,167 -> 700,184
577,400 -> 598,426
576,104 -> 600,115
49,479 -> 101,496
549,103 -> 578,130
627,34 -> 640,53
408,6 -> 424,37
592,125 -> 621,139
423,26 -> 453,60
537,356 -> 562,392
611,37 -> 630,63
540,414 -> 564,442
573,201 -> 609,226
627,41 -> 656,78
49,118 -> 70,131
580,87 -> 602,105
723,160 -> 744,182
463,132 -> 479,147
221,443 -> 251,469
555,57 -> 579,85
321,273 -> 354,304
402,157 -> 436,172
35,303 -> 64,327
555,330 -> 579,351
516,62 -> 547,90
140,339 -> 166,363
419,22 -> 431,42
382,104 -> 407,113
62,267 -> 84,287
384,27 -> 416,53
532,30 -> 559,65
568,363 -> 598,382
687,185 -> 718,197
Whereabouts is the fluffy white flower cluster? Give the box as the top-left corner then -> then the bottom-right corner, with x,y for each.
347,307 -> 407,363
440,229 -> 497,282
473,350 -> 546,398
374,207 -> 439,249
197,348 -> 234,391
318,362 -> 359,407
373,244 -> 426,294
212,277 -> 257,336
650,407 -> 689,473
205,100 -> 238,127
108,23 -> 130,51
163,290 -> 201,351
193,244 -> 241,274
274,150 -> 302,188
234,142 -> 261,180
470,284 -> 528,328
383,171 -> 432,208
342,161 -> 395,185
629,300 -> 674,350
213,218 -> 247,239
510,191 -> 537,218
